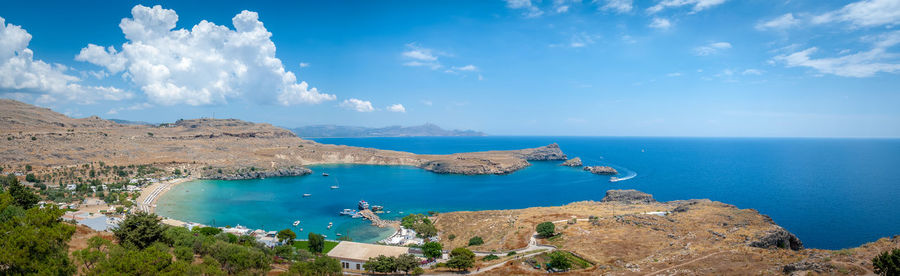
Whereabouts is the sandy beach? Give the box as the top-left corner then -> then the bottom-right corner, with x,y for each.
136,177 -> 194,213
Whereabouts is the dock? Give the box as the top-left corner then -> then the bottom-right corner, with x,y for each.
358,209 -> 396,228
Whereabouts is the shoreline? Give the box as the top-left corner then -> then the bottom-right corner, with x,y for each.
136,177 -> 194,213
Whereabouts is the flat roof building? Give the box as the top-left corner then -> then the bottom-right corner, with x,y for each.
326,241 -> 412,271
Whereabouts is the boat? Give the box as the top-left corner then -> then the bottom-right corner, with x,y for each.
371,205 -> 384,211
299,228 -> 303,232
330,185 -> 339,189
609,177 -> 621,182
322,173 -> 329,176
336,233 -> 342,236
293,220 -> 300,226
340,209 -> 357,216
358,200 -> 369,210
327,222 -> 333,229
302,193 -> 312,197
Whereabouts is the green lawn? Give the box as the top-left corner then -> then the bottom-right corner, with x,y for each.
292,240 -> 340,254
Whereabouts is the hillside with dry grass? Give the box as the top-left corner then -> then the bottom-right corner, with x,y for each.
433,190 -> 896,275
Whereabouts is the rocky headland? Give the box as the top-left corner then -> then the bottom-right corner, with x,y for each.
0,99 -> 565,180
433,189 -> 895,275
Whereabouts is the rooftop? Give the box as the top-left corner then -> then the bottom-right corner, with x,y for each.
326,241 -> 410,262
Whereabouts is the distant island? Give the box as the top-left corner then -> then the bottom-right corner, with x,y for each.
290,123 -> 485,138
108,118 -> 156,126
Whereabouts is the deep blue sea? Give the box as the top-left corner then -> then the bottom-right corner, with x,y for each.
156,137 -> 900,249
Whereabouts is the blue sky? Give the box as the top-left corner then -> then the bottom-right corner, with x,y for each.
1,0 -> 899,137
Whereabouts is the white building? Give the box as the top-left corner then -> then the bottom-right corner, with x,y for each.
65,184 -> 76,191
326,241 -> 412,271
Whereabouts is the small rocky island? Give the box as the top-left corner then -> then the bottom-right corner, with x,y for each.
561,157 -> 583,167
584,165 -> 618,175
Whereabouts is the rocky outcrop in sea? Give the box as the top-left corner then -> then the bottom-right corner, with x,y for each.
561,157 -> 583,167
584,165 -> 618,175
519,143 -> 567,161
601,189 -> 656,204
203,167 -> 312,180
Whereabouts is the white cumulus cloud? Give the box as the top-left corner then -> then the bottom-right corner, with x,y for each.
340,98 -> 375,112
694,41 -> 732,56
0,17 -> 132,104
76,5 -> 335,106
647,0 -> 727,14
386,104 -> 406,113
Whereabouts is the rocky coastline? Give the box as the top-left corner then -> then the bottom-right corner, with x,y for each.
201,167 -> 312,180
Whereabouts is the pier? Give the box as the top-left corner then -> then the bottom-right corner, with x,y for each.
358,209 -> 397,228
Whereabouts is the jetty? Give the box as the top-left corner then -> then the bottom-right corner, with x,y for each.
359,209 -> 395,228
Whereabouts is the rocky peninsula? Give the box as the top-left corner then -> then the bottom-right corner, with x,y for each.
433,189 -> 894,275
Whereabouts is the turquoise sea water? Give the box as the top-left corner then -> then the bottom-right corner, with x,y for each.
156,137 -> 900,249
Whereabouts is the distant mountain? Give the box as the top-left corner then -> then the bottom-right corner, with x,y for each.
291,123 -> 486,137
108,118 -> 156,126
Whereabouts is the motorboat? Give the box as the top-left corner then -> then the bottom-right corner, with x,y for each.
293,220 -> 300,226
303,193 -> 312,197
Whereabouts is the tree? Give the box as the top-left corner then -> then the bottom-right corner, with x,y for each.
537,222 -> 555,238
308,232 -> 325,253
395,254 -> 419,274
277,228 -> 296,245
363,255 -> 397,273
447,247 -> 475,271
468,236 -> 484,246
288,256 -> 342,276
547,251 -> 572,271
25,173 -> 38,183
274,245 -> 295,260
873,248 -> 900,276
7,178 -> 39,209
422,241 -> 443,259
209,240 -> 271,274
193,226 -> 222,236
0,194 -> 76,275
174,246 -> 194,262
113,211 -> 164,249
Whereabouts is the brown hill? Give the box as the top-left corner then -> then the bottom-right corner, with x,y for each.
0,100 -> 566,181
433,190 -> 895,275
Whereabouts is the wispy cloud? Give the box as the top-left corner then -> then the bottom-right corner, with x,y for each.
649,17 -> 672,30
647,0 -> 728,14
755,13 -> 800,30
811,0 -> 900,28
597,0 -> 633,13
694,41 -> 732,56
504,0 -> 544,17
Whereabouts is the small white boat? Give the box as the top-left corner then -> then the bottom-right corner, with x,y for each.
330,185 -> 339,189
609,177 -> 621,182
299,228 -> 303,232
293,220 -> 300,226
327,223 -> 333,229
322,173 -> 329,176
303,193 -> 312,197
336,233 -> 342,236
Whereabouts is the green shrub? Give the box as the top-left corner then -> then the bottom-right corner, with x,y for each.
483,254 -> 499,261
873,248 -> 900,276
468,236 -> 484,246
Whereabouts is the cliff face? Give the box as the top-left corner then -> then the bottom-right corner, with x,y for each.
0,100 -> 566,178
